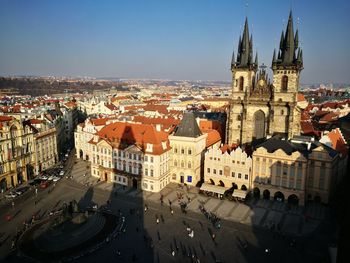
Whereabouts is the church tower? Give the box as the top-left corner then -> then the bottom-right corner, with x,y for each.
271,11 -> 303,138
227,11 -> 304,146
227,18 -> 258,144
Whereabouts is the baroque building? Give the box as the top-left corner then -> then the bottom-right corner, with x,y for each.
227,12 -> 304,145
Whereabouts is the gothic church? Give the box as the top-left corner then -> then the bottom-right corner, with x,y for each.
227,11 -> 303,145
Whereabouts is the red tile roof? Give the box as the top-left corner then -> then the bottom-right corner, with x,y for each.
297,93 -> 307,102
90,118 -> 110,126
132,116 -> 180,131
327,128 -> 348,156
93,122 -> 170,155
203,129 -> 221,147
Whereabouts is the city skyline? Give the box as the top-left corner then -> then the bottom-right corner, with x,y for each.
1,0 -> 350,84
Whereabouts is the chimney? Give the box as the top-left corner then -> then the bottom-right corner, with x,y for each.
156,124 -> 161,132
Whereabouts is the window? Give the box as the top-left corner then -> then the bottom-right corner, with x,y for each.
150,157 -> 154,163
181,148 -> 184,154
232,172 -> 235,177
144,156 -> 148,162
219,170 -> 223,175
188,162 -> 192,168
239,76 -> 244,91
238,173 -> 241,179
174,160 -> 177,166
281,75 -> 288,91
187,176 -> 192,183
207,168 -> 210,173
145,169 -> 148,176
150,170 -> 154,176
213,169 -> 217,174
188,149 -> 192,155
245,174 -> 248,180
174,148 -> 178,153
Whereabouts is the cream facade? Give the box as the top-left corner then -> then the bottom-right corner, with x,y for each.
204,146 -> 252,190
89,122 -> 171,193
169,134 -> 207,186
252,137 -> 343,205
34,126 -> 58,175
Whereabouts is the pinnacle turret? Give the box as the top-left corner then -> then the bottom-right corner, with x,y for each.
272,11 -> 303,70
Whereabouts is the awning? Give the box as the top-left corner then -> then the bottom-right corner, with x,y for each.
200,183 -> 229,195
232,189 -> 247,199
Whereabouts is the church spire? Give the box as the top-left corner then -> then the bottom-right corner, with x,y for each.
233,17 -> 256,69
254,52 -> 258,66
272,10 -> 303,70
231,50 -> 235,69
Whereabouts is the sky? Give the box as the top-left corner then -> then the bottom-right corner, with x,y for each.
0,0 -> 349,84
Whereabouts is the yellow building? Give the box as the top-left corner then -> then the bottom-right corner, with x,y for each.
0,117 -> 35,190
169,112 -> 208,186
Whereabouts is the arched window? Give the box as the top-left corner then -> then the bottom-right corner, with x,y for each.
239,76 -> 244,91
281,75 -> 288,91
281,110 -> 284,115
188,162 -> 192,168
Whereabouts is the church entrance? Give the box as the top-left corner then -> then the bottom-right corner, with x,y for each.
253,110 -> 265,140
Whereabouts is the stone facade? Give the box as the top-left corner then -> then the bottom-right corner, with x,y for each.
227,13 -> 303,145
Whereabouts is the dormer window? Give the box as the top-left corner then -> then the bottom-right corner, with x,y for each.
146,143 -> 153,152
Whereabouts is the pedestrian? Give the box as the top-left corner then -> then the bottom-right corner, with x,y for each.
168,199 -> 172,206
11,201 -> 14,208
172,250 -> 175,256
144,204 -> 148,212
156,218 -> 159,224
171,209 -> 174,215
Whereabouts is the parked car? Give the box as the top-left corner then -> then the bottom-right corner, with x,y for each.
15,186 -> 29,195
52,176 -> 61,182
59,170 -> 65,176
29,179 -> 41,186
47,176 -> 54,181
5,192 -> 17,198
41,175 -> 48,180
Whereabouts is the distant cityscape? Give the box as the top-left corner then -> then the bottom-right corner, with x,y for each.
0,6 -> 348,263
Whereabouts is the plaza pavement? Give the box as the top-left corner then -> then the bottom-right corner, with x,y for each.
71,158 -> 328,238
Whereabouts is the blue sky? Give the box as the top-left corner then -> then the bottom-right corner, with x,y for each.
0,0 -> 349,83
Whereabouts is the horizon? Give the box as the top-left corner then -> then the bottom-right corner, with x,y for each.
1,0 -> 350,84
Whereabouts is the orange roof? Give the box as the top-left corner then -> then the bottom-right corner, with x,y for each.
65,101 -> 77,108
327,128 -> 348,156
29,119 -> 43,124
199,120 -> 223,137
94,122 -> 170,155
0,116 -> 13,122
133,116 -> 180,130
220,144 -> 240,154
90,118 -> 110,126
203,129 -> 221,147
105,103 -> 118,111
297,93 -> 307,102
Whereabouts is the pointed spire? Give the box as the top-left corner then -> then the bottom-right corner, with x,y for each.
279,30 -> 284,50
254,52 -> 258,66
231,50 -> 235,67
233,17 -> 256,69
272,49 -> 276,64
295,29 -> 299,49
